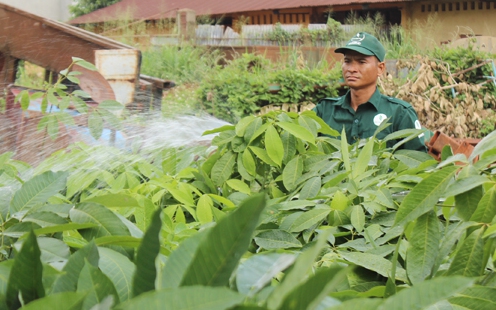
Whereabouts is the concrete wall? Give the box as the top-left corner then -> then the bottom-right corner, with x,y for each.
403,0 -> 496,46
0,0 -> 73,21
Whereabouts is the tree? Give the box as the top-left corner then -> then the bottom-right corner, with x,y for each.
70,0 -> 120,18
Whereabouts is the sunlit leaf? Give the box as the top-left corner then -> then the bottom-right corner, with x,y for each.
288,208 -> 329,233
265,125 -> 284,167
10,170 -> 68,215
117,286 -> 243,310
282,155 -> 303,191
350,205 -> 365,233
276,121 -> 315,145
340,251 -> 408,282
211,151 -> 236,186
254,230 -> 302,249
98,247 -> 135,303
394,166 -> 458,227
377,276 -> 473,310
249,146 -> 277,166
196,195 -> 214,224
236,253 -> 296,296
19,292 -> 86,310
72,57 -> 98,71
299,177 -> 321,200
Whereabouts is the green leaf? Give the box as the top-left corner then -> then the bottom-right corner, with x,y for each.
282,155 -> 303,191
277,265 -> 349,310
340,251 -> 408,282
449,286 -> 496,310
276,121 -> 315,145
34,223 -> 99,236
196,195 -> 214,224
281,131 -> 297,164
236,253 -> 296,296
19,292 -> 86,310
469,129 -> 496,162
69,202 -> 131,241
351,137 -> 374,179
394,166 -> 458,227
98,247 -> 135,303
94,236 -> 141,248
265,125 -> 284,167
180,194 -> 266,286
443,175 -> 489,198
254,230 -> 302,249
99,99 -> 124,111
327,298 -> 382,310
6,231 -> 44,309
288,208 -> 330,233
330,191 -> 349,211
249,146 -> 277,166
340,128 -> 351,172
72,57 -> 98,70
46,115 -> 59,140
301,110 -> 339,136
77,261 -> 119,310
226,179 -> 251,195
133,209 -> 162,297
211,151 -> 236,186
299,177 -> 321,200
406,211 -> 440,284
241,150 -> 257,177
0,261 -> 13,297
455,185 -> 484,221
51,241 -> 99,294
266,230 -> 332,309
377,276 -> 474,310
470,186 -> 496,223
350,205 -> 365,233
116,286 -> 243,310
447,227 -> 486,277
23,211 -> 68,227
10,171 -> 68,215
88,111 -> 104,139
159,232 -> 206,289
83,194 -> 140,208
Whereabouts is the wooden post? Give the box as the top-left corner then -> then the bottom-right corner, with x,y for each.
0,52 -> 18,97
177,9 -> 196,43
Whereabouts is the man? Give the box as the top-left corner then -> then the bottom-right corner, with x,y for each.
313,32 -> 426,152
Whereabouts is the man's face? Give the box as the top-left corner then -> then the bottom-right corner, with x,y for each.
341,51 -> 385,90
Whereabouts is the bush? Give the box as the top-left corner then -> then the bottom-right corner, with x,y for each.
197,53 -> 341,123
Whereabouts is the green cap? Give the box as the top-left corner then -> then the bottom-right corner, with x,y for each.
335,32 -> 386,62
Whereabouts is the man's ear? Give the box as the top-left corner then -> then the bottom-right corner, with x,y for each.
377,61 -> 386,76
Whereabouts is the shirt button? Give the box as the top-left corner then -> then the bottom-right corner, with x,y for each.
354,119 -> 359,123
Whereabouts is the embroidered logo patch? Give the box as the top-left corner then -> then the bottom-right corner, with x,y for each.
415,120 -> 425,138
373,113 -> 387,126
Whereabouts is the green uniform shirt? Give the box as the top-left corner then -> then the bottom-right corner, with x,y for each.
313,88 -> 426,152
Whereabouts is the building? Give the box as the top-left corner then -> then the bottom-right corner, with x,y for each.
68,0 -> 496,46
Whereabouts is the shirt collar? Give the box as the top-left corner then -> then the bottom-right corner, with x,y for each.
342,88 -> 382,111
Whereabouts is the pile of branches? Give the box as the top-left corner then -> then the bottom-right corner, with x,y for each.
380,55 -> 496,138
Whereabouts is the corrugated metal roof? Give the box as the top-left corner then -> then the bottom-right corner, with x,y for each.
69,0 -> 408,24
